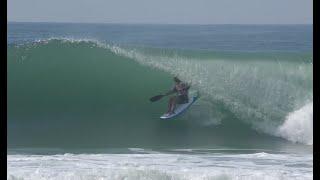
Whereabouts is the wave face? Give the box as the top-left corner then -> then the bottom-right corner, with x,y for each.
8,39 -> 313,149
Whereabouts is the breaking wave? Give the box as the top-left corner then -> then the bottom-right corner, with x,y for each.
7,38 -> 313,148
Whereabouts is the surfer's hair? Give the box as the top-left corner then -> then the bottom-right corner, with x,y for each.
174,77 -> 181,82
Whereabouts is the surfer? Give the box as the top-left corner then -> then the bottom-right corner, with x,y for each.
165,77 -> 190,115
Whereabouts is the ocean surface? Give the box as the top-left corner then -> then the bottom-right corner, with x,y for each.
7,22 -> 313,179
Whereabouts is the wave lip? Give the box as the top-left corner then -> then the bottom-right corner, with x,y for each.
277,102 -> 313,145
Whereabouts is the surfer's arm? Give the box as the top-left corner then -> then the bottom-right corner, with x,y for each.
165,90 -> 176,96
165,86 -> 177,96
183,83 -> 191,91
186,83 -> 191,90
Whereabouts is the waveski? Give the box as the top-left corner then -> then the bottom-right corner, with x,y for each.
7,39 -> 313,149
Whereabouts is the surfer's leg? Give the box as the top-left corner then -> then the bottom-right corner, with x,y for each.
170,96 -> 177,113
167,97 -> 174,114
167,96 -> 176,114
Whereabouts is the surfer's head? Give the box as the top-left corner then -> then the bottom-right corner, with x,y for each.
173,77 -> 181,83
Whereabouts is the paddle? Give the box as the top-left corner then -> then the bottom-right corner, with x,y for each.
149,94 -> 166,102
150,84 -> 191,102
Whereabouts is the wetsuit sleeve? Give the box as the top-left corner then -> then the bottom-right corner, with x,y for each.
185,83 -> 190,90
165,85 -> 177,95
171,85 -> 177,91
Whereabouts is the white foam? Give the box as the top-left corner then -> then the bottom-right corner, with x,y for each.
277,102 -> 313,145
7,152 -> 312,180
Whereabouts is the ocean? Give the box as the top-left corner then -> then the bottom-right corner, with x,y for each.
7,22 -> 313,179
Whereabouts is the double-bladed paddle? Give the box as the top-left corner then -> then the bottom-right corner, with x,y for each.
150,85 -> 191,102
149,94 -> 166,102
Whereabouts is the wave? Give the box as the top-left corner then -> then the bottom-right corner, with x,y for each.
7,38 -> 313,148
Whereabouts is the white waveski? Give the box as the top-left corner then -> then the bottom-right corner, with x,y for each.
160,93 -> 199,119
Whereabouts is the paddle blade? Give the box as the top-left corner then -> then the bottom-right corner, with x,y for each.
150,95 -> 164,102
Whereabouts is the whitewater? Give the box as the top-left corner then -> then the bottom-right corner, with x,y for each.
7,149 -> 313,180
7,23 -> 313,179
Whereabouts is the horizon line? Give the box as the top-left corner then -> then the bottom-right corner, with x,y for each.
7,21 -> 313,26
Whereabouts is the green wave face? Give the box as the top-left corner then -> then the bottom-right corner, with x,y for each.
8,39 -> 313,149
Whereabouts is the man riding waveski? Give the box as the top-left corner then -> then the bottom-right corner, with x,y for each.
164,77 -> 190,115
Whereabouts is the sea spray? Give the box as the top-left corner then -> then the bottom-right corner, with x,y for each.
105,41 -> 313,144
277,102 -> 313,145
